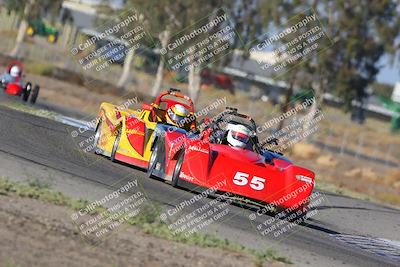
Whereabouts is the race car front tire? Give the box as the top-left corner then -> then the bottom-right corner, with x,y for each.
93,119 -> 102,154
111,128 -> 121,162
22,83 -> 32,102
171,150 -> 184,187
147,141 -> 160,178
147,139 -> 166,179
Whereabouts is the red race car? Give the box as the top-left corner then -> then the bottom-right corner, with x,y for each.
148,107 -> 315,213
1,61 -> 40,104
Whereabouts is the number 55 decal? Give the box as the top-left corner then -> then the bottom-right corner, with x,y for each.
233,172 -> 266,191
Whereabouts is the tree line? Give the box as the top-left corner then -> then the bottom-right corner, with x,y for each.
4,0 -> 400,122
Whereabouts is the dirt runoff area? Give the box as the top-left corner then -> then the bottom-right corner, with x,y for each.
0,194 -> 285,267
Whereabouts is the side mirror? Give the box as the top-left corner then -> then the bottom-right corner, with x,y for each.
225,106 -> 238,112
266,137 -> 279,146
168,88 -> 181,93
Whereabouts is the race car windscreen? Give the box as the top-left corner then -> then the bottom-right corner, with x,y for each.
159,94 -> 193,111
217,113 -> 257,133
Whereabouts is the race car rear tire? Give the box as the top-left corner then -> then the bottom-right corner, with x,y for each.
111,128 -> 121,162
30,85 -> 40,104
93,119 -> 102,154
171,150 -> 184,187
22,83 -> 32,102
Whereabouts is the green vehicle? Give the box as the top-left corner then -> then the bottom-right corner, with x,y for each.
379,96 -> 400,133
26,19 -> 59,44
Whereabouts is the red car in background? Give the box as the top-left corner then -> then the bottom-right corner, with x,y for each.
201,69 -> 234,94
148,107 -> 315,213
1,61 -> 40,104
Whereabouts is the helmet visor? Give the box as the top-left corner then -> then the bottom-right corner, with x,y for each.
231,130 -> 249,144
168,109 -> 186,124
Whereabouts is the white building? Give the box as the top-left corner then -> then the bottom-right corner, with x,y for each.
392,82 -> 400,103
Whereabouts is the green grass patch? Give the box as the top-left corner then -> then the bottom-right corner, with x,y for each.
28,178 -> 50,189
0,102 -> 57,120
0,178 -> 86,208
121,205 -> 291,265
25,62 -> 55,77
4,259 -> 21,267
0,177 -> 291,265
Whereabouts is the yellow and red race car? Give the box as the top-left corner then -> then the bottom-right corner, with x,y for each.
93,88 -> 196,169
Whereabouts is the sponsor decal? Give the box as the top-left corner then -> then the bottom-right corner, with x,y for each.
188,145 -> 208,154
179,171 -> 195,182
126,129 -> 144,136
295,175 -> 313,184
117,148 -> 131,154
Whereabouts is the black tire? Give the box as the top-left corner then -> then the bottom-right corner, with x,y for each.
147,140 -> 160,178
110,128 -> 121,162
93,119 -> 102,154
30,85 -> 39,104
22,83 -> 31,102
147,138 -> 166,178
171,150 -> 184,187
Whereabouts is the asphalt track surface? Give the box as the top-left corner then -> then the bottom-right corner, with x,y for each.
0,97 -> 399,267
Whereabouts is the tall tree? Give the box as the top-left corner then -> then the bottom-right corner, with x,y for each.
94,1 -> 155,89
124,0 -> 185,96
256,0 -> 317,129
184,1 -> 225,100
256,0 -> 400,126
317,0 -> 399,122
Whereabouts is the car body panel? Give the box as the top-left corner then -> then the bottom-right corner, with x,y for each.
95,102 -> 156,168
5,82 -> 22,95
179,139 -> 314,209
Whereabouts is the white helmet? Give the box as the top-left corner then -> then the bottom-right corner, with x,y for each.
226,124 -> 252,148
10,66 -> 21,78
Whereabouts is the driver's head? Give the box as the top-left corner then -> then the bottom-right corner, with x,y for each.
166,104 -> 190,127
10,65 -> 21,78
226,123 -> 251,148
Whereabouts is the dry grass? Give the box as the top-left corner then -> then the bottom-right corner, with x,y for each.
316,154 -> 338,167
290,143 -> 321,160
376,193 -> 400,206
314,106 -> 400,164
382,169 -> 400,189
